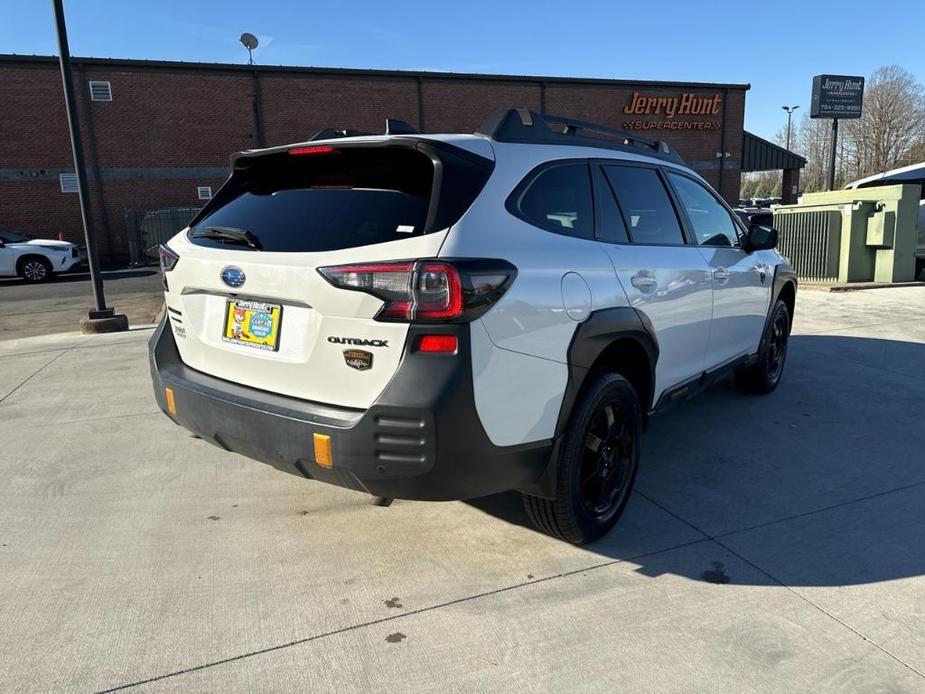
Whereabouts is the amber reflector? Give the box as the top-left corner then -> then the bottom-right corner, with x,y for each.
313,433 -> 333,468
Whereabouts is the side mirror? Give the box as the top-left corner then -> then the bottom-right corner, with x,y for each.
744,224 -> 778,252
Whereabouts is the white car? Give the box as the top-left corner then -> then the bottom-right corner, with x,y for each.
0,230 -> 85,282
150,110 -> 796,543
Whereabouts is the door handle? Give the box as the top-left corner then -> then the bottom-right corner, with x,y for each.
631,274 -> 657,291
713,268 -> 731,284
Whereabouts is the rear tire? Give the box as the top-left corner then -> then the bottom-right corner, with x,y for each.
522,372 -> 641,544
734,299 -> 790,394
18,256 -> 53,283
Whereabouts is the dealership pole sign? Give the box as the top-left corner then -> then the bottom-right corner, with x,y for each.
811,74 -> 864,191
810,75 -> 864,119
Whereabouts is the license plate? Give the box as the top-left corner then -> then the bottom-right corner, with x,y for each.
222,299 -> 282,351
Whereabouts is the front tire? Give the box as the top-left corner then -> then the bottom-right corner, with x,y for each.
522,372 -> 641,544
19,257 -> 53,283
735,299 -> 791,394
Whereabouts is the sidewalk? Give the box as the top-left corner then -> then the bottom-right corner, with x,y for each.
1,289 -> 924,692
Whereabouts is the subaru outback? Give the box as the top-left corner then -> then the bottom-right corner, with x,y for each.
150,110 -> 796,544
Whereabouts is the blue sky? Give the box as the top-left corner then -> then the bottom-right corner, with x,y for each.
3,0 -> 923,141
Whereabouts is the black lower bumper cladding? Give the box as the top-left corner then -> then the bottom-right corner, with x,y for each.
148,319 -> 551,501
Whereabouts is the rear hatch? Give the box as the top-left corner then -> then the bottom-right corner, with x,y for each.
161,137 -> 494,409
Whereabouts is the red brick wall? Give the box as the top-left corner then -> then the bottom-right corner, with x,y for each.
261,75 -> 420,144
421,80 -> 542,132
0,58 -> 747,263
77,67 -> 256,166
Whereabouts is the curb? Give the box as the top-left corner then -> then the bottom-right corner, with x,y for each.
802,281 -> 925,293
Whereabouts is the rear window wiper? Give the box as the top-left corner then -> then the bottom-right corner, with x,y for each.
190,226 -> 262,250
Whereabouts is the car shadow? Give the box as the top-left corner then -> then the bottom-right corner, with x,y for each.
466,334 -> 925,587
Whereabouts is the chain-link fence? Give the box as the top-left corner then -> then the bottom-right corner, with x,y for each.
126,207 -> 202,266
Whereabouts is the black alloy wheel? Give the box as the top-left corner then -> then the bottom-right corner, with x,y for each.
735,299 -> 791,394
523,372 -> 641,544
579,401 -> 635,524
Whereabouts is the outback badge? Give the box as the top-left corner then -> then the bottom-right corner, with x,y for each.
343,349 -> 373,371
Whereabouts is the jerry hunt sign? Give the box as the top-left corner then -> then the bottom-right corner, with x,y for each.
622,92 -> 722,131
811,75 -> 864,119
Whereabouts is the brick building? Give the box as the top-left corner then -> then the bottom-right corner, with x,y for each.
1,55 -> 756,264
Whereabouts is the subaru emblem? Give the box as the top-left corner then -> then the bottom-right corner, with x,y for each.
221,266 -> 246,288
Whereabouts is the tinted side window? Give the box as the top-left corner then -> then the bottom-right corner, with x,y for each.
513,163 -> 594,238
592,165 -> 629,243
603,166 -> 684,245
667,172 -> 739,247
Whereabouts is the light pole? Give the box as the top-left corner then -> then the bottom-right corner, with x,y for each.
781,105 -> 799,151
51,0 -> 127,333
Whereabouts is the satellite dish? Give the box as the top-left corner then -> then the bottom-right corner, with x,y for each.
240,33 -> 259,50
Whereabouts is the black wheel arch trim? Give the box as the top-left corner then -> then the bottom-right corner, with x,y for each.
770,264 -> 797,332
520,306 -> 658,500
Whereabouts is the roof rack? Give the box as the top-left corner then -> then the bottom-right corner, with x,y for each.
476,108 -> 684,164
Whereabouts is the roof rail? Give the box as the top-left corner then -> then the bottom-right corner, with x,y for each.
476,108 -> 684,163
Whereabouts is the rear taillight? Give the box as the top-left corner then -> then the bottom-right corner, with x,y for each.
159,244 -> 179,272
318,259 -> 516,323
158,244 -> 179,291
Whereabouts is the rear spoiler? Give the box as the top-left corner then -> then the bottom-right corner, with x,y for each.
195,125 -> 494,235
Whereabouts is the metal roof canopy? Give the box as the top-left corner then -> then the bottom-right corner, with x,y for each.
742,131 -> 806,172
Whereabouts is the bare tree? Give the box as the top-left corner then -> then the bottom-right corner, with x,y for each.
795,114 -> 832,192
842,65 -> 925,178
783,66 -> 925,192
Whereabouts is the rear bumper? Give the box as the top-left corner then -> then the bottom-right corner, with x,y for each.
149,319 -> 551,500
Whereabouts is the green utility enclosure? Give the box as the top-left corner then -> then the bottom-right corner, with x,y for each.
773,184 -> 920,283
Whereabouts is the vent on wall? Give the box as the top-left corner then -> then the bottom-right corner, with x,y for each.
197,186 -> 213,200
89,80 -> 112,101
59,173 -> 79,193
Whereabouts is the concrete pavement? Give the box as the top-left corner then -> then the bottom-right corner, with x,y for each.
0,288 -> 924,692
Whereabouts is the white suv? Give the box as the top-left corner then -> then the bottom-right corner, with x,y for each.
150,110 -> 796,544
0,230 -> 85,282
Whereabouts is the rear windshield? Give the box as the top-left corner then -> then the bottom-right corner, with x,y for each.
188,144 -> 489,253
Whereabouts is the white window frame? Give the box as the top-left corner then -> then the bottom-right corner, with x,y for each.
197,186 -> 213,201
